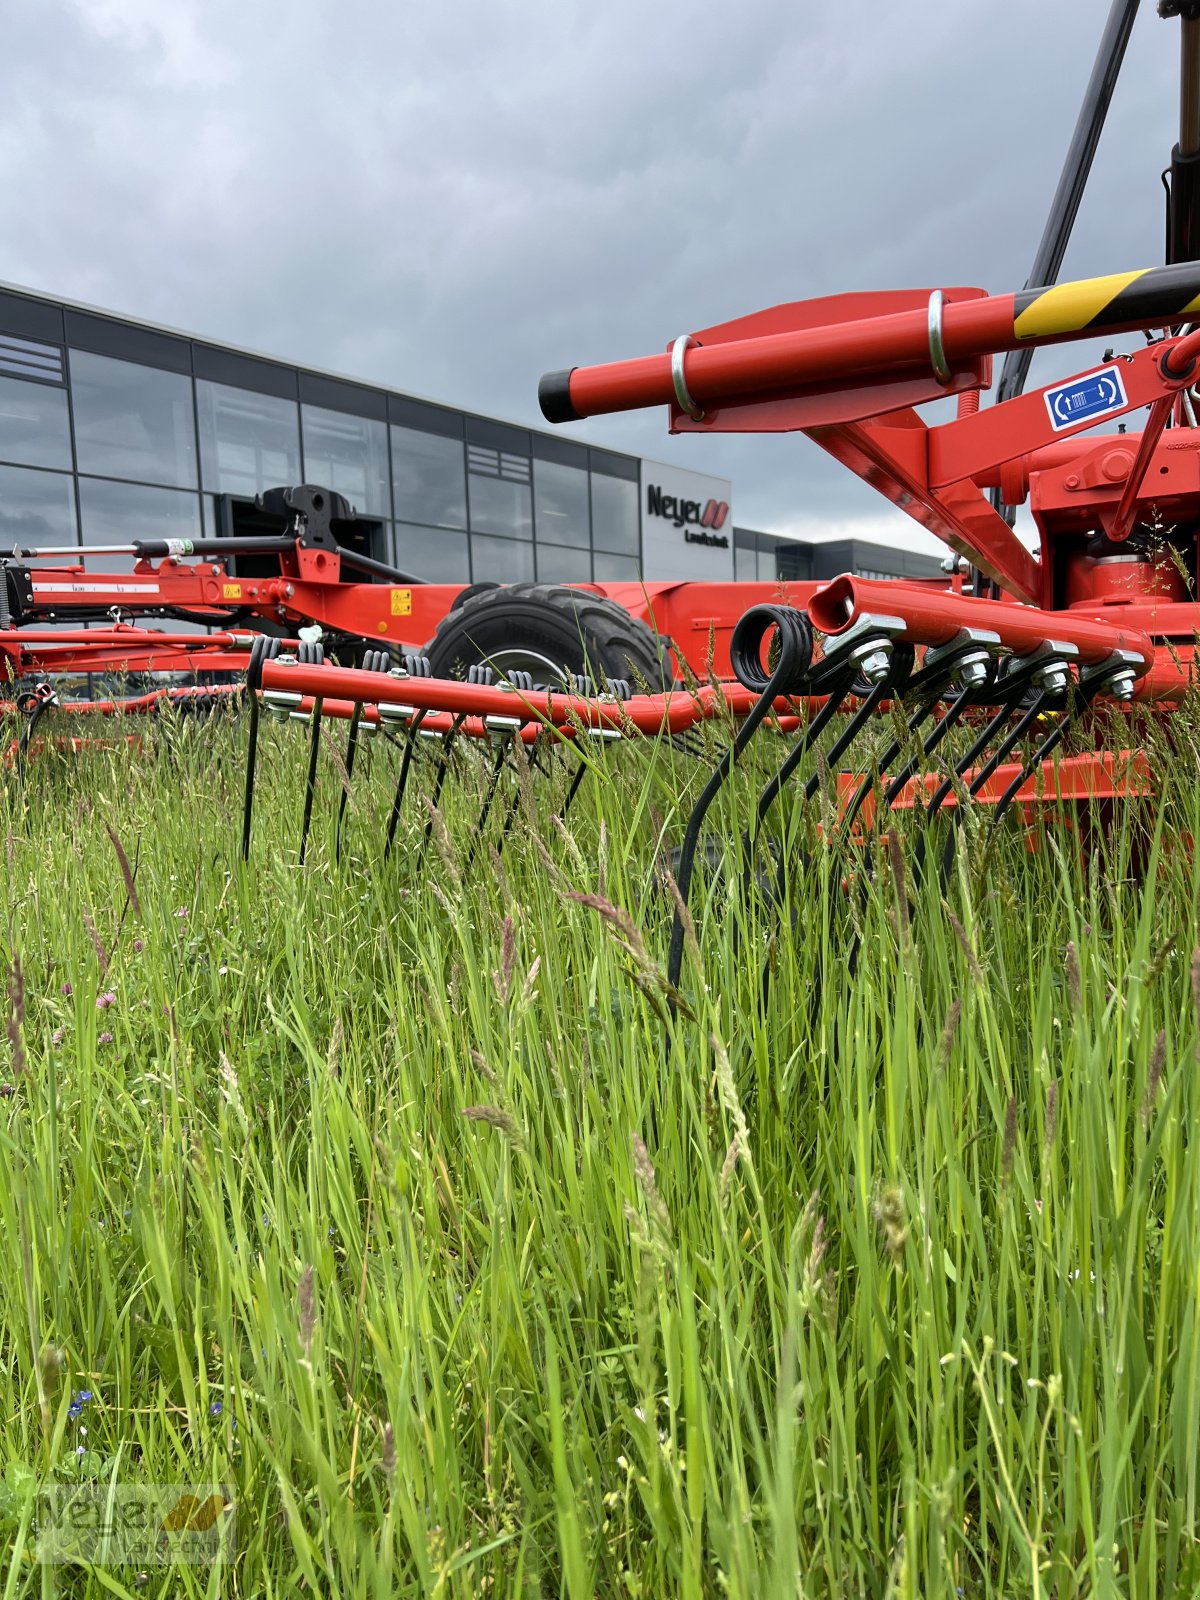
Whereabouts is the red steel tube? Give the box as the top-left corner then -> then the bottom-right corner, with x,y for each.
550,292 -> 1200,424
808,576 -> 1154,669
258,660 -> 815,735
556,296 -> 1016,420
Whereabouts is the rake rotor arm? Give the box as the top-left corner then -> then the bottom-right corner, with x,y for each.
540,268 -> 1200,603
538,265 -> 1200,426
809,576 -> 1155,669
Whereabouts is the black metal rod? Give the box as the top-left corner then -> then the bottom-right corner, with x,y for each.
997,0 -> 1141,406
298,699 -> 324,865
335,705 -> 363,865
240,693 -> 262,861
464,741 -> 512,874
420,714 -> 467,858
384,711 -> 428,860
334,545 -> 426,586
558,752 -> 589,822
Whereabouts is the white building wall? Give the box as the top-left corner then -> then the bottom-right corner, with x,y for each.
638,459 -> 734,580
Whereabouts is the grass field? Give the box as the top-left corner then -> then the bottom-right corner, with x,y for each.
1,702 -> 1199,1597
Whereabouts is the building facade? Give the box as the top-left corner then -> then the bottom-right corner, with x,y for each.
0,282 -> 942,588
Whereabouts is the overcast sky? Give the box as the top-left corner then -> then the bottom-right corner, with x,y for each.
0,0 -> 1183,552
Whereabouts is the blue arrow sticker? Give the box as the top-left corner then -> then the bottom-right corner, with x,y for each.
1044,365 -> 1128,432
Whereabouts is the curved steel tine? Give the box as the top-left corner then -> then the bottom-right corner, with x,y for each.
384,709 -> 428,861
464,736 -> 513,874
298,697 -> 324,864
334,703 -> 364,866
420,712 -> 467,858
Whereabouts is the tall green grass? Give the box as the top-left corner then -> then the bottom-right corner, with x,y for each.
1,702 -> 1199,1597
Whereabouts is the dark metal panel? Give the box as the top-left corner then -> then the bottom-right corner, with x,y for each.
465,415 -> 530,456
588,446 -> 638,481
193,344 -> 298,399
0,291 -> 65,345
531,432 -> 588,469
65,310 -> 191,374
299,371 -> 387,420
387,394 -> 465,438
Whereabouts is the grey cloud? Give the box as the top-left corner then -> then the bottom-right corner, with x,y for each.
0,0 -> 1183,547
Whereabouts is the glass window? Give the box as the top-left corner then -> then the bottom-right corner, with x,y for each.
0,332 -> 64,383
196,379 -> 300,498
395,522 -> 470,582
78,477 -> 202,545
391,425 -> 466,529
469,474 -> 532,540
0,464 -> 77,545
0,374 -> 72,471
536,544 -> 592,582
734,540 -> 754,581
758,547 -> 777,582
534,458 -> 589,549
591,473 -> 639,555
301,404 -> 390,517
593,551 -> 642,582
471,534 -> 534,582
70,350 -> 197,488
337,518 -> 393,568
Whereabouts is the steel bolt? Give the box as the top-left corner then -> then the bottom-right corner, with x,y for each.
856,646 -> 892,684
956,655 -> 989,688
1107,669 -> 1136,702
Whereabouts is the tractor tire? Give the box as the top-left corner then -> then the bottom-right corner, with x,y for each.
425,581 -> 673,691
449,581 -> 500,613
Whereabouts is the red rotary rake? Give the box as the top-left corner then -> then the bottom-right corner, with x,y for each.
3,0 -> 1198,994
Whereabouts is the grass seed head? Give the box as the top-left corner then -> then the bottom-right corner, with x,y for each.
5,955 -> 26,1079
1065,940 -> 1082,1010
105,824 -> 141,920
1141,1029 -> 1167,1127
462,1104 -> 526,1149
631,1133 -> 672,1248
1045,1079 -> 1059,1149
493,915 -> 516,1004
942,902 -> 983,982
82,907 -> 109,979
1001,1095 -> 1018,1188
873,1185 -> 907,1263
936,997 -> 962,1075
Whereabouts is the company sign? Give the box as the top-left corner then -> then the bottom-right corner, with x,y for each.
645,483 -> 730,547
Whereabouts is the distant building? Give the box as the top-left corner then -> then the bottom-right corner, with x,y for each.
735,527 -> 944,584
0,280 -> 946,588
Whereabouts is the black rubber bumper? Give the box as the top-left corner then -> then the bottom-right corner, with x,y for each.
537,368 -> 579,424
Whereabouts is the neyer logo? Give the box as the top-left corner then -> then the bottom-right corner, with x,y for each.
646,484 -> 730,546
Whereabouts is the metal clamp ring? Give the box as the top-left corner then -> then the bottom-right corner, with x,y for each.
671,335 -> 705,421
927,290 -> 952,385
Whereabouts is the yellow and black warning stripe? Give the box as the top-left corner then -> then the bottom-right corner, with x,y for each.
1013,262 -> 1200,340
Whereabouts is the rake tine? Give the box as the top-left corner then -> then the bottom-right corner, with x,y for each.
464,736 -> 513,874
240,639 -> 269,862
298,697 -> 324,865
420,712 -> 467,858
384,709 -> 429,860
753,665 -> 911,1004
838,694 -> 945,841
494,740 -> 555,860
335,703 -> 364,865
985,676 -> 1109,836
17,684 -> 56,778
666,605 -> 813,997
558,747 -> 589,822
